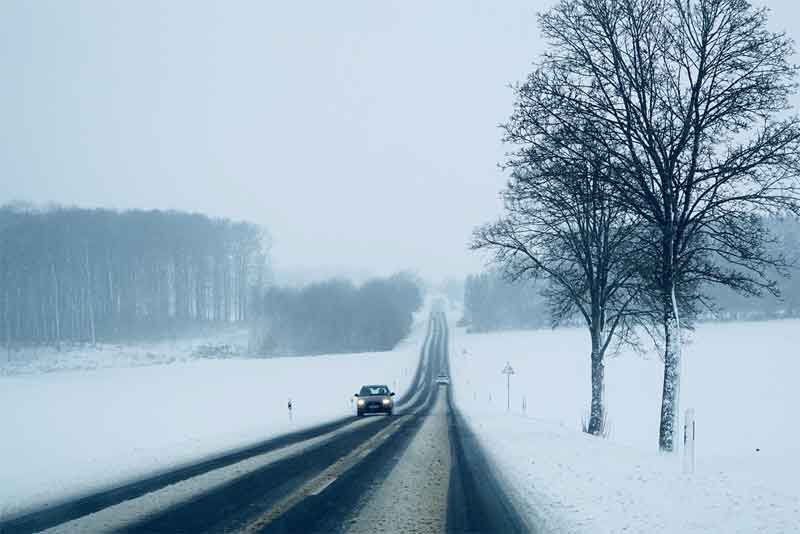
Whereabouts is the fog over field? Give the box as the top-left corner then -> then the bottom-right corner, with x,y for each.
1,1 -> 547,282
3,1 -> 800,532
2,1 -> 794,282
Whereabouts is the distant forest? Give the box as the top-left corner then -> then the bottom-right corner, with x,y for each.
462,272 -> 548,333
463,218 -> 800,333
0,204 -> 269,345
252,273 -> 423,356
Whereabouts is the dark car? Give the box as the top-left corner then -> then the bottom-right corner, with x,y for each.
355,384 -> 395,416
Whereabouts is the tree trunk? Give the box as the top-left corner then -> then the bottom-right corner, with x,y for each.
588,358 -> 605,434
658,283 -> 682,452
84,244 -> 96,345
5,287 -> 10,361
51,262 -> 61,351
587,328 -> 606,436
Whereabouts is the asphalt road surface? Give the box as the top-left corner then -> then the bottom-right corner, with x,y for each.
2,311 -> 531,534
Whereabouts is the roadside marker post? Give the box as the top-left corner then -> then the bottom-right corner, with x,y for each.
683,408 -> 695,474
502,362 -> 515,412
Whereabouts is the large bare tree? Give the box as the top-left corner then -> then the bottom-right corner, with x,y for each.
508,0 -> 800,450
474,130 -> 646,436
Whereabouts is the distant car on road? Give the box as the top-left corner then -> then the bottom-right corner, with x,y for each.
355,384 -> 395,416
435,374 -> 450,386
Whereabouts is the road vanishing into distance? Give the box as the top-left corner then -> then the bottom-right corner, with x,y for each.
2,311 -> 530,534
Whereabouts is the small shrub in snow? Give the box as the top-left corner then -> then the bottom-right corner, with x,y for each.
192,344 -> 239,359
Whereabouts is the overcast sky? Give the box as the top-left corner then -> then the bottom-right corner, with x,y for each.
1,1 -> 797,283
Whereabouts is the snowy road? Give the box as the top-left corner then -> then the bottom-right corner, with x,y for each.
2,312 -> 530,533
344,390 -> 451,534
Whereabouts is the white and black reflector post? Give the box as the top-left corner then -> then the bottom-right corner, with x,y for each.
683,408 -> 695,474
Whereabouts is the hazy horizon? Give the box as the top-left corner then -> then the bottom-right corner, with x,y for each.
2,0 -> 798,283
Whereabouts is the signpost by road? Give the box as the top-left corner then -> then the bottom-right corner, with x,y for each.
501,362 -> 515,412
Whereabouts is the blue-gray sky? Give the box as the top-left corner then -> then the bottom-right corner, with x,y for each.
1,1 -> 797,282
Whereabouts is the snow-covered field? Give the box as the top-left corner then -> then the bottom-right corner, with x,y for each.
0,326 -> 424,520
450,319 -> 800,533
0,328 -> 250,376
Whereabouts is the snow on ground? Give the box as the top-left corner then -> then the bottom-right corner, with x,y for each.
450,319 -> 800,533
0,325 -> 424,520
0,328 -> 250,376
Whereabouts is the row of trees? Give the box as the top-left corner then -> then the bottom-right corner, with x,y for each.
475,0 -> 800,451
462,272 -> 548,332
705,217 -> 800,319
0,205 -> 269,345
466,217 -> 800,332
251,272 -> 423,356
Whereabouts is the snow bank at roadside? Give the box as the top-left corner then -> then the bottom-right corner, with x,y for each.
0,327 -> 424,520
450,320 -> 800,533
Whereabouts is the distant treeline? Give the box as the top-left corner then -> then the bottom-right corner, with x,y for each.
463,218 -> 800,333
0,205 -> 269,345
462,272 -> 547,332
702,217 -> 800,321
252,273 -> 423,356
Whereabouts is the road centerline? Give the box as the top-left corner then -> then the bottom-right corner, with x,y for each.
242,414 -> 413,533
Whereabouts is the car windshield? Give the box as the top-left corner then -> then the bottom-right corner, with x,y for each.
360,385 -> 389,396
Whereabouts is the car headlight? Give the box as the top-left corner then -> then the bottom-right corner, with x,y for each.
357,399 -> 365,406
382,398 -> 391,405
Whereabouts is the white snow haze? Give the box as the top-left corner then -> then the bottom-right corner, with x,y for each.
0,0 -> 550,281
4,2 -> 800,531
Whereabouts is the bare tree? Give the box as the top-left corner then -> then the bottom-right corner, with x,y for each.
474,130 -> 645,436
510,0 -> 800,450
